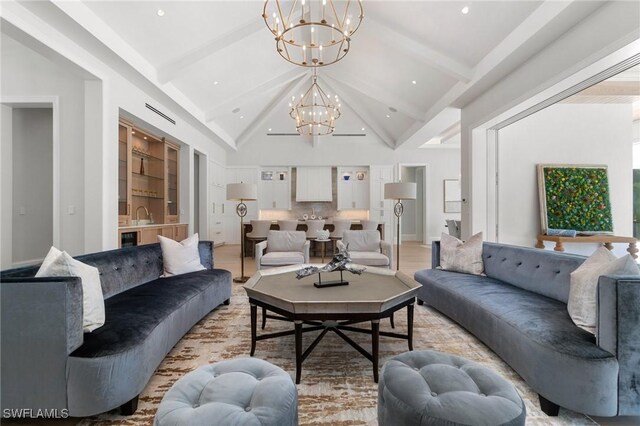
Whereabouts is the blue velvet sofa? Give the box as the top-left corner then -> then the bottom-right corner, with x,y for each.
414,242 -> 640,417
1,241 -> 232,418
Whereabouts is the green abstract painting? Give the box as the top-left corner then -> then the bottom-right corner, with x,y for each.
537,165 -> 613,234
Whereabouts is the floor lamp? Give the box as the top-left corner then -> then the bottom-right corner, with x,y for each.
227,182 -> 258,283
384,182 -> 417,271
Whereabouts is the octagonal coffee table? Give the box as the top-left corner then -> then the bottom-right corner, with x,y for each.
244,265 -> 420,383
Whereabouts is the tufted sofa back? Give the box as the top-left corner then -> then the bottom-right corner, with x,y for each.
432,241 -> 586,304
1,241 -> 214,299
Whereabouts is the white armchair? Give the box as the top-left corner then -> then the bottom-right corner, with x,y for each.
337,230 -> 393,269
255,231 -> 310,270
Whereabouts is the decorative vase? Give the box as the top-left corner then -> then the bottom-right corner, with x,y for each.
316,229 -> 330,240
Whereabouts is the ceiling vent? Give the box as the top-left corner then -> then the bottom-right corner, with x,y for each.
332,133 -> 366,137
267,133 -> 300,136
145,103 -> 176,125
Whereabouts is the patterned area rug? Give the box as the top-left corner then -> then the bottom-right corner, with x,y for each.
80,282 -> 595,426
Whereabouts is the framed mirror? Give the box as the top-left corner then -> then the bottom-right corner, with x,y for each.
443,179 -> 461,213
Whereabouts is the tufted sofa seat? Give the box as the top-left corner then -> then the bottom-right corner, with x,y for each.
1,242 -> 232,417
414,242 -> 640,417
378,350 -> 525,426
154,358 -> 298,426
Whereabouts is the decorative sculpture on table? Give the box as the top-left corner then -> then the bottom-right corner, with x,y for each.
296,245 -> 365,288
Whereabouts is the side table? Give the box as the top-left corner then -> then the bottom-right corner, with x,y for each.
314,239 -> 332,262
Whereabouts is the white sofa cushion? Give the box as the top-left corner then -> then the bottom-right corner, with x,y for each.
158,233 -> 206,277
342,230 -> 381,252
568,247 -> 639,332
349,251 -> 389,266
36,248 -> 105,332
266,230 -> 306,252
261,252 -> 305,266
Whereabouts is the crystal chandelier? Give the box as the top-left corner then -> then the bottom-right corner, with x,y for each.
290,71 -> 341,135
263,0 -> 364,67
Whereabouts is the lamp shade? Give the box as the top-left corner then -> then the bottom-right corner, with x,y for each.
384,182 -> 417,200
226,183 -> 257,201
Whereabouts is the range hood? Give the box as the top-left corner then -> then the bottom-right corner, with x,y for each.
295,167 -> 332,202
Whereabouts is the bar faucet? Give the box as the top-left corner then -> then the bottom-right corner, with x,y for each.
136,206 -> 150,223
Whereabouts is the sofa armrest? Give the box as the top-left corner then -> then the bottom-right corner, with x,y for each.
198,241 -> 215,269
255,240 -> 268,270
597,275 -> 640,415
431,241 -> 441,268
1,277 -> 84,412
303,240 -> 310,264
381,240 -> 393,269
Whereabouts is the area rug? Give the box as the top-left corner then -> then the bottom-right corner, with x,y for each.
80,282 -> 596,426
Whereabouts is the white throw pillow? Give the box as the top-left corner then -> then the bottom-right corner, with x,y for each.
36,250 -> 105,333
158,233 -> 206,277
568,247 -> 639,332
439,232 -> 484,275
37,246 -> 62,275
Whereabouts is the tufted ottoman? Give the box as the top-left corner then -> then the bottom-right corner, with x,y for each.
378,351 -> 525,426
154,358 -> 298,426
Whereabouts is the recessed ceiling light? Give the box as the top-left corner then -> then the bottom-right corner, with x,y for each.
385,114 -> 390,118
240,115 -> 244,119
268,128 -> 272,132
412,80 -> 417,85
361,127 -> 365,131
213,81 -> 219,86
157,9 -> 165,16
461,6 -> 469,14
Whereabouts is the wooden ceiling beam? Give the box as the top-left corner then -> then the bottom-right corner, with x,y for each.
365,13 -> 473,83
236,75 -> 310,147
157,18 -> 264,84
205,68 -> 308,121
319,77 -> 396,149
323,73 -> 425,123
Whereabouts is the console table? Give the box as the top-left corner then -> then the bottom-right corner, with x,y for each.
535,234 -> 638,259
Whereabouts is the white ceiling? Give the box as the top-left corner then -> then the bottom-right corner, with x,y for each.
58,1 -> 608,149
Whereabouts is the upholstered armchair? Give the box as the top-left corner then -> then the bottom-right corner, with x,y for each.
337,230 -> 393,269
255,231 -> 310,270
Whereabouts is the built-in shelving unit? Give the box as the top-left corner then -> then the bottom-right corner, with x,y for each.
118,119 -> 183,246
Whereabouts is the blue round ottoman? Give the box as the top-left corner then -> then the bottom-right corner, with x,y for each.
379,351 -> 525,426
154,358 -> 298,426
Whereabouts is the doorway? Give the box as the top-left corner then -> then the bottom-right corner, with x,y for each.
399,164 -> 428,244
1,104 -> 55,267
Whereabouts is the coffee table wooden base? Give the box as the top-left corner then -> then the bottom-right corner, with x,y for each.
249,298 -> 415,384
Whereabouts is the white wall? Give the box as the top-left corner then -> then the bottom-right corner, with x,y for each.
11,108 -> 54,263
2,34 -> 86,256
461,0 -> 640,240
498,103 -> 633,256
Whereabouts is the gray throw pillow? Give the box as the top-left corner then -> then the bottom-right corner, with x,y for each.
568,247 -> 639,332
439,232 -> 484,275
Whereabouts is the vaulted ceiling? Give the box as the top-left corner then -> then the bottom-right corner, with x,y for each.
49,1 -> 608,150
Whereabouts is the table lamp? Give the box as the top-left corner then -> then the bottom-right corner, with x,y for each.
227,182 -> 258,283
384,182 -> 417,271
